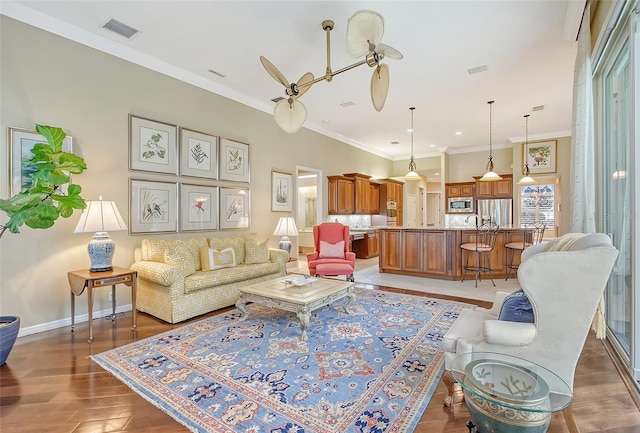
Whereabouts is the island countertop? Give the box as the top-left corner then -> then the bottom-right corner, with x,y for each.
378,226 -> 527,280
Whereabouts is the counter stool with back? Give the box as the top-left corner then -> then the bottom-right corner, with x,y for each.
460,222 -> 500,287
504,222 -> 546,281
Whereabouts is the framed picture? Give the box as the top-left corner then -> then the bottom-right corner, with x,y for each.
524,140 -> 557,174
271,169 -> 293,212
129,115 -> 178,175
9,127 -> 73,196
219,187 -> 250,230
129,179 -> 178,234
179,128 -> 218,179
180,183 -> 218,232
219,138 -> 250,183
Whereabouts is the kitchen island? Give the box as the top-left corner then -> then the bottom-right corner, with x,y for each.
378,227 -> 527,280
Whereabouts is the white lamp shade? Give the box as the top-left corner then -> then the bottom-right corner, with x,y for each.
74,198 -> 127,233
404,170 -> 421,180
517,175 -> 537,185
273,217 -> 299,237
479,171 -> 503,181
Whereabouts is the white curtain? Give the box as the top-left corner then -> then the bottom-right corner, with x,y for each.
570,5 -> 596,234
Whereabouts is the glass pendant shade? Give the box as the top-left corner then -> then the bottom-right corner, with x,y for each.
480,100 -> 502,181
274,99 -> 306,133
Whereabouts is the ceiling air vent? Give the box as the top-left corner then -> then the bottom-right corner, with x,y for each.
532,105 -> 545,112
390,141 -> 399,145
271,97 -> 284,103
340,101 -> 355,108
102,18 -> 139,39
467,65 -> 488,75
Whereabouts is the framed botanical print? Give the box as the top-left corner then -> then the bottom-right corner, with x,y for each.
219,187 -> 250,230
180,183 -> 218,232
9,127 -> 72,196
179,128 -> 218,179
129,179 -> 178,234
129,115 -> 178,175
524,140 -> 557,174
271,169 -> 293,212
219,138 -> 250,183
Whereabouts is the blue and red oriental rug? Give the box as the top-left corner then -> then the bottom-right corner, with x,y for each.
91,287 -> 470,432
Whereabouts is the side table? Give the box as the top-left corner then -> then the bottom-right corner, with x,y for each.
67,266 -> 138,343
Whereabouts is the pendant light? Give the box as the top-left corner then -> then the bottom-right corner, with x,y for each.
518,114 -> 537,185
479,100 -> 502,181
405,107 -> 421,180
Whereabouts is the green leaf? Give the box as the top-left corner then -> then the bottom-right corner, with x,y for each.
36,124 -> 66,153
67,184 -> 82,196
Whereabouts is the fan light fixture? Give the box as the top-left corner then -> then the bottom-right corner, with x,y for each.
405,107 -> 421,180
518,114 -> 537,186
479,100 -> 503,182
260,10 -> 403,133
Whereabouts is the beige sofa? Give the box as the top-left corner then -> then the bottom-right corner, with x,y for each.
131,233 -> 289,323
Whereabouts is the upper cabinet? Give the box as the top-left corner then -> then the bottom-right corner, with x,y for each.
473,174 -> 513,199
445,182 -> 475,199
344,173 -> 372,214
328,175 -> 355,214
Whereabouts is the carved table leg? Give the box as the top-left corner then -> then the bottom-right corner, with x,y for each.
442,370 -> 466,416
296,306 -> 311,341
235,295 -> 250,319
344,288 -> 356,313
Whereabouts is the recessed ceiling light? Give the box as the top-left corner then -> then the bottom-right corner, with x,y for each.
322,119 -> 330,123
467,65 -> 488,75
455,131 -> 462,135
435,172 -> 440,176
430,144 -> 436,147
208,69 -> 226,78
340,101 -> 356,108
532,105 -> 545,111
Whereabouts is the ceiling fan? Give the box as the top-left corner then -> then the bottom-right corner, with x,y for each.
260,10 -> 403,133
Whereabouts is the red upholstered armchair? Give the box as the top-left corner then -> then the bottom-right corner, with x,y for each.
307,222 -> 356,281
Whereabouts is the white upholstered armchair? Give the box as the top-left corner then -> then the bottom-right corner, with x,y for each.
442,232 -> 619,432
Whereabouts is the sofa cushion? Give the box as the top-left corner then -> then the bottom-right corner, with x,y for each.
183,262 -> 280,293
209,233 -> 257,264
164,242 -> 197,276
142,238 -> 170,262
183,238 -> 208,271
200,247 -> 237,271
319,240 -> 345,258
498,289 -> 534,323
245,239 -> 270,264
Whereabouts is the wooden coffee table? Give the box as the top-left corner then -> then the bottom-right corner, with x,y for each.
235,276 -> 356,341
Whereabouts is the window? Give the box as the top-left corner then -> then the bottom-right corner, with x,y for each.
520,184 -> 555,228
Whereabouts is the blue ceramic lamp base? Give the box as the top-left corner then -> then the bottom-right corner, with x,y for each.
88,231 -> 115,272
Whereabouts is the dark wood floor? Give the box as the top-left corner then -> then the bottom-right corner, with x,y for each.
1,285 -> 639,433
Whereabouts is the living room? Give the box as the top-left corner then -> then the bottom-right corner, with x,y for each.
1,1 -> 640,432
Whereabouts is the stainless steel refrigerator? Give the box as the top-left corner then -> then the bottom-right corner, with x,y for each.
476,199 -> 513,227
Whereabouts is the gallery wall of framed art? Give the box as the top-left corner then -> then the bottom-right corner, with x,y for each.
127,114 -> 252,234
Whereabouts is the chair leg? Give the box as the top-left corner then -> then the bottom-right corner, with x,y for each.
461,250 -> 469,283
563,405 -> 580,433
485,252 -> 496,287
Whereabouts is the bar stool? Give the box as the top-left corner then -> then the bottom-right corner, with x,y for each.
504,223 -> 546,280
460,223 -> 500,287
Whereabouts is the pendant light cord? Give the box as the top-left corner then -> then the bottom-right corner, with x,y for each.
408,107 -> 416,172
523,114 -> 530,175
486,100 -> 495,172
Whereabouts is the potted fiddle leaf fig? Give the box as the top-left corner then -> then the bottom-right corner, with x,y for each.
0,124 -> 87,365
0,124 -> 87,239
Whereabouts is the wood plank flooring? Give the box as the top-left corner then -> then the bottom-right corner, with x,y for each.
1,285 -> 639,433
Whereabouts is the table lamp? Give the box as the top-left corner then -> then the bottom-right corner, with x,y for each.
74,196 -> 127,272
273,217 -> 299,254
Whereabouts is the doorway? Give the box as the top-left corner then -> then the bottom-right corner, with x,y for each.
296,166 -> 323,258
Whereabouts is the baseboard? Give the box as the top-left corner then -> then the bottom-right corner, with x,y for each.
17,304 -> 133,337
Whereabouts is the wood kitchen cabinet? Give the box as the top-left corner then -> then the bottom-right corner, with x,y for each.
474,174 -> 513,199
328,175 -> 355,214
379,229 -> 402,271
369,182 -> 380,214
402,230 -> 423,272
344,173 -> 372,214
445,182 -> 475,199
378,179 -> 404,226
422,231 -> 447,275
352,230 -> 379,259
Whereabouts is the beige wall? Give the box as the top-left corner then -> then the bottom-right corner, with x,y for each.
0,17 -> 392,331
446,147 -> 514,182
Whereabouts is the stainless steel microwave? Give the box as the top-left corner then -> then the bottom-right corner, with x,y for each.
447,197 -> 474,213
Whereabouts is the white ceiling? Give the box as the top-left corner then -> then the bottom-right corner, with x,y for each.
3,0 -> 580,168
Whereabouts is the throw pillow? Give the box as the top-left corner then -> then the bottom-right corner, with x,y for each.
245,239 -> 270,264
319,240 -> 345,259
200,246 -> 237,271
164,243 -> 197,276
498,289 -> 535,323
